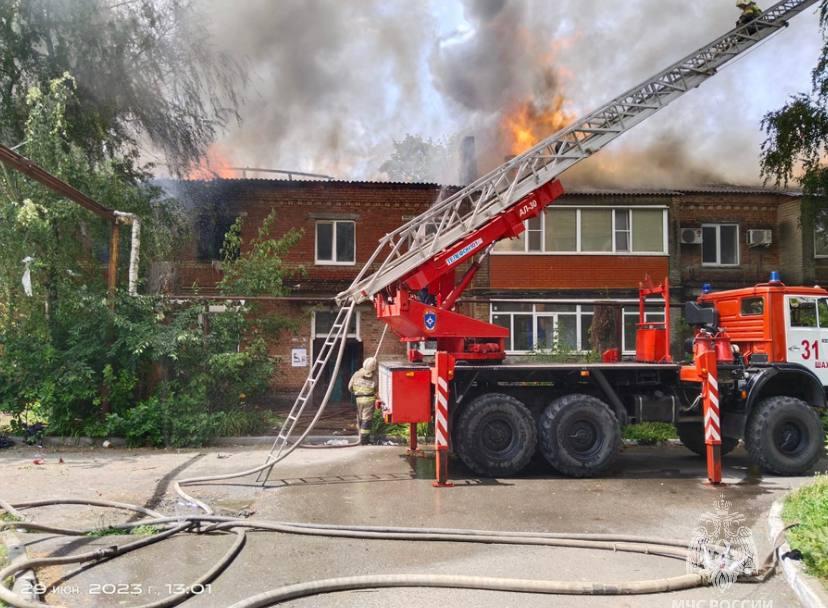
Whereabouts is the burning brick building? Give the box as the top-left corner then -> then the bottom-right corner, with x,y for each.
164,178 -> 806,399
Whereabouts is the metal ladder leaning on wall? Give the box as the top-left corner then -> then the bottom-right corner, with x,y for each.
257,0 -> 817,485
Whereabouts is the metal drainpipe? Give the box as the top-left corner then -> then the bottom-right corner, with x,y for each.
114,211 -> 141,296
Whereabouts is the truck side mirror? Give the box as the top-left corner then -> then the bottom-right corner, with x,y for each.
684,301 -> 718,328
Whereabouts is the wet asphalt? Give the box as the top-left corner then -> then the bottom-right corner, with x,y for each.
1,441 -> 825,607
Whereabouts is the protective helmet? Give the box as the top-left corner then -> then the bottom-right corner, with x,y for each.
363,357 -> 377,375
736,1 -> 750,6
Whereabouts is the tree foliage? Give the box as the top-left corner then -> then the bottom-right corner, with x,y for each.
0,76 -> 280,445
0,0 -> 243,174
761,1 -> 828,193
219,211 -> 303,297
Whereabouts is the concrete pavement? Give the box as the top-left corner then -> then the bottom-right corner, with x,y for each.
1,442 -> 825,607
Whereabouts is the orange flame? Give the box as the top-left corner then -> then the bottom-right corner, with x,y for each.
186,145 -> 236,180
501,95 -> 574,156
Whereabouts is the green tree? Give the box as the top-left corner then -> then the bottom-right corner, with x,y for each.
761,1 -> 828,193
218,211 -> 303,297
0,0 -> 243,174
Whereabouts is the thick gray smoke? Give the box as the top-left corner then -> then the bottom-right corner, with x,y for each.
199,0 -> 820,188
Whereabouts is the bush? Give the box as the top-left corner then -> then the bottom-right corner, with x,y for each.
622,422 -> 677,445
783,475 -> 828,580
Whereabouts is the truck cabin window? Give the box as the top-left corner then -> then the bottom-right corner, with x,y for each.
789,297 -> 818,328
740,297 -> 764,316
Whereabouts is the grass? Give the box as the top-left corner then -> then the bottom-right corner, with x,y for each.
86,524 -> 160,537
622,422 -> 677,445
782,475 -> 828,582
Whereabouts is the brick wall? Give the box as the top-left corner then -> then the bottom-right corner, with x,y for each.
777,198 -> 804,284
675,192 -> 791,294
168,179 -> 445,295
489,255 -> 668,290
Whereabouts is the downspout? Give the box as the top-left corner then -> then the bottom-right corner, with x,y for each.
114,211 -> 141,296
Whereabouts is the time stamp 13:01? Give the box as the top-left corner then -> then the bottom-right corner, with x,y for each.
24,582 -> 213,596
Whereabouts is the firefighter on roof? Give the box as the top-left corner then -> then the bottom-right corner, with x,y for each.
348,357 -> 377,445
737,1 -> 762,27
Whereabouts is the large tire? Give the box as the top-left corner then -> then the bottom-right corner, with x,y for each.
538,394 -> 621,478
745,396 -> 824,476
676,422 -> 739,457
455,393 -> 536,477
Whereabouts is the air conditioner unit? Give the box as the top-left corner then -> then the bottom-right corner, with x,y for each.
747,229 -> 772,247
680,227 -> 703,245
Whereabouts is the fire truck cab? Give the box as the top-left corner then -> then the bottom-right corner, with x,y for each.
699,278 -> 828,382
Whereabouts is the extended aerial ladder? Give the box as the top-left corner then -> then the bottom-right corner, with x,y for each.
259,0 -> 818,485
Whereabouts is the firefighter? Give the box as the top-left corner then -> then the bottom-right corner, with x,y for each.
348,357 -> 377,445
736,1 -> 762,30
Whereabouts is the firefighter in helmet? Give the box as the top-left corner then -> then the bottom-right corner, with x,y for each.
348,357 -> 377,445
736,1 -> 762,28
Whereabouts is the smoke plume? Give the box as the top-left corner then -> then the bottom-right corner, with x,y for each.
196,0 -> 820,188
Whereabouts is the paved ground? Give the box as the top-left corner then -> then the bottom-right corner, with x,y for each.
1,441 -> 826,608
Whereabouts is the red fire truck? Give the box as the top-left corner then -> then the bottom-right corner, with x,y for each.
377,274 -> 826,482
265,0 -> 823,489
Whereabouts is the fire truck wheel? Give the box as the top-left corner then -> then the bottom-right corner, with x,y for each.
676,423 -> 738,457
455,393 -> 537,477
538,394 -> 621,478
746,396 -> 824,476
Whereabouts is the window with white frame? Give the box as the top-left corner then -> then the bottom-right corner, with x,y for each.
814,208 -> 828,258
312,310 -> 359,339
315,220 -> 355,264
622,308 -> 666,354
494,207 -> 667,254
701,224 -> 739,266
490,302 -> 594,353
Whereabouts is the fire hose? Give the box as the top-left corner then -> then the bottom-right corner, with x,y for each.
0,316 -> 781,606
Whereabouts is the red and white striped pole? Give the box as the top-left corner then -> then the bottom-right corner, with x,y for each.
694,331 -> 721,484
432,351 -> 455,487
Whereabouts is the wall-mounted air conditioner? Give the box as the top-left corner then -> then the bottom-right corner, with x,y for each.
747,229 -> 772,247
680,227 -> 703,245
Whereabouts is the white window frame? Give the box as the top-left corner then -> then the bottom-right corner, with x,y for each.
701,223 -> 740,267
489,301 -> 597,354
315,220 -> 356,266
311,310 -> 361,340
622,309 -> 666,355
493,206 -> 668,256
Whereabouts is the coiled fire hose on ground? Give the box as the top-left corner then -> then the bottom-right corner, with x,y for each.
0,316 -> 780,607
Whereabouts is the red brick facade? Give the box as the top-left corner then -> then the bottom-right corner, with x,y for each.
165,179 -> 804,394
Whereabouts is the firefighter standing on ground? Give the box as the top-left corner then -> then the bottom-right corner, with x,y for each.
737,1 -> 762,28
348,357 -> 377,445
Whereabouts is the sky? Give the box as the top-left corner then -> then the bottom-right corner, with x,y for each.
198,0 -> 823,187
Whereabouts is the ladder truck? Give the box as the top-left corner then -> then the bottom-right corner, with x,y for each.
261,0 -> 825,486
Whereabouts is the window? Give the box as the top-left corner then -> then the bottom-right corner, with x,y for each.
545,208 -> 577,251
820,299 -> 828,327
614,209 -> 631,252
622,309 -> 666,354
495,207 -> 667,254
316,220 -> 355,264
581,208 -> 612,252
702,224 -> 739,266
789,297 -> 818,328
814,208 -> 828,257
741,297 -> 764,316
312,310 -> 359,338
491,302 -> 594,353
